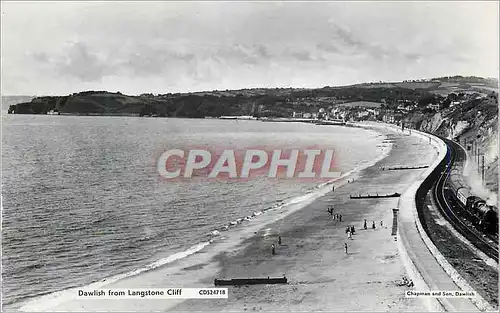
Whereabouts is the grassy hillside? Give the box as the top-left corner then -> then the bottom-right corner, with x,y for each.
355,76 -> 498,97
414,94 -> 498,195
337,101 -> 382,108
6,76 -> 498,118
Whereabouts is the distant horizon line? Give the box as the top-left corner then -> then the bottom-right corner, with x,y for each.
2,75 -> 498,97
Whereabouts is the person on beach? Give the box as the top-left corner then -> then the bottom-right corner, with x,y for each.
271,244 -> 276,255
346,226 -> 350,234
372,221 -> 376,229
347,230 -> 352,239
344,243 -> 348,254
278,236 -> 282,245
350,225 -> 355,234
339,214 -> 342,222
364,219 -> 367,230
332,186 -> 335,192
401,276 -> 408,286
380,220 -> 383,227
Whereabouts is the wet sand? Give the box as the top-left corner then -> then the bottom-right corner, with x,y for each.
171,127 -> 439,312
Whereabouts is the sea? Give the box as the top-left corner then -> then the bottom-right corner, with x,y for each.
1,115 -> 389,310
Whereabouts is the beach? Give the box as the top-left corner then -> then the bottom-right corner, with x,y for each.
8,124 -> 439,312
170,126 -> 438,312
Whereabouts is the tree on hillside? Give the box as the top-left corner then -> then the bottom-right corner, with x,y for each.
417,95 -> 436,108
441,98 -> 451,110
448,93 -> 458,101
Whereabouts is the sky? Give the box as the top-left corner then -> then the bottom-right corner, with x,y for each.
1,1 -> 499,96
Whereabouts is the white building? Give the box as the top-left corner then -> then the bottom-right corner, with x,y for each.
357,111 -> 369,118
427,103 -> 440,110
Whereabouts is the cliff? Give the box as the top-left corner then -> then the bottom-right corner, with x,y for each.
417,94 -> 498,199
7,92 -> 169,116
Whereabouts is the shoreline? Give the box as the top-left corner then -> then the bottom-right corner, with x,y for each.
5,113 -> 358,127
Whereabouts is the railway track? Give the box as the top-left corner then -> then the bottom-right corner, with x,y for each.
431,136 -> 499,263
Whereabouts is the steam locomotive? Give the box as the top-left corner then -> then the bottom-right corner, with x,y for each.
447,174 -> 498,235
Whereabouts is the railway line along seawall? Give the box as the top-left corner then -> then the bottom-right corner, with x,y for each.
393,125 -> 494,312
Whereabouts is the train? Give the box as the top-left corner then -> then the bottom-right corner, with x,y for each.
447,174 -> 498,235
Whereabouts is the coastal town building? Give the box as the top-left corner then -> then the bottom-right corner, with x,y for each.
382,112 -> 403,124
357,111 -> 369,118
366,108 -> 379,116
427,103 -> 440,111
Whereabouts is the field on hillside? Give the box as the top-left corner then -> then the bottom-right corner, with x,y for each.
394,82 -> 440,89
357,83 -> 396,89
336,101 -> 382,108
438,82 -> 461,88
471,85 -> 499,92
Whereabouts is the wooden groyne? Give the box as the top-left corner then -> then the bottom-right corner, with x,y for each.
381,165 -> 429,171
349,192 -> 401,199
214,277 -> 288,286
391,208 -> 399,236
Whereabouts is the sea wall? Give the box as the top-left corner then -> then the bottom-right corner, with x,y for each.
392,126 -> 492,311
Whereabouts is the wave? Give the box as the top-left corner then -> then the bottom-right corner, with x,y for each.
17,241 -> 211,312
